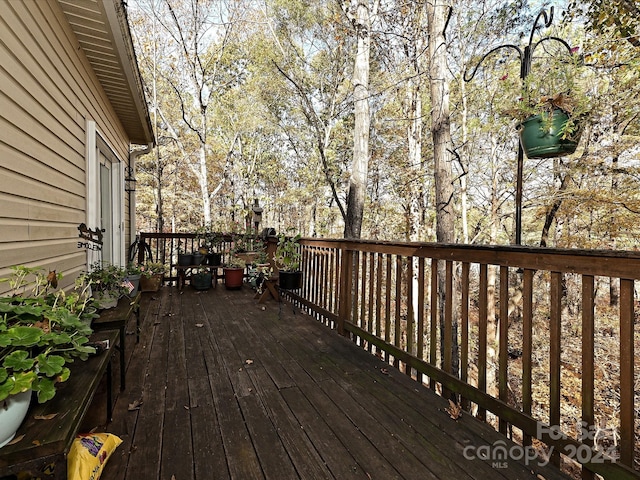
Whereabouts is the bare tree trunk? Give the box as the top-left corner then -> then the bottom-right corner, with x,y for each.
540,159 -> 569,247
427,0 -> 457,378
343,0 -> 378,239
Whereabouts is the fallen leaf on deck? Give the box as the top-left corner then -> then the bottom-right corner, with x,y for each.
128,399 -> 143,411
34,413 -> 58,420
245,359 -> 254,365
195,323 -> 204,328
184,405 -> 190,410
380,368 -> 389,375
7,434 -> 24,446
32,440 -> 41,446
445,399 -> 462,420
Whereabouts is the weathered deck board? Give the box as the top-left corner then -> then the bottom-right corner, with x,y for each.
100,286 -> 570,480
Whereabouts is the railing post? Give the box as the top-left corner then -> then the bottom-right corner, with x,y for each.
337,246 -> 353,337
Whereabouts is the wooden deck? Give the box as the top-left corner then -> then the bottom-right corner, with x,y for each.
99,285 -> 570,480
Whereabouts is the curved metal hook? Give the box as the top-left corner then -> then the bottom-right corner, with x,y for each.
463,44 -> 522,82
531,35 -> 574,58
528,7 -> 554,47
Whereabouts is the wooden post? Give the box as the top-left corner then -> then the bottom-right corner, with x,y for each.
337,247 -> 353,337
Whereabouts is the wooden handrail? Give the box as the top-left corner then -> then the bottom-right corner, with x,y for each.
134,232 -> 640,478
286,238 -> 640,479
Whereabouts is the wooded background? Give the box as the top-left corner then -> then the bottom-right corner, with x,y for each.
128,0 -> 639,248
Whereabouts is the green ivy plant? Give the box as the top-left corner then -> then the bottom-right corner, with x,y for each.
0,266 -> 95,403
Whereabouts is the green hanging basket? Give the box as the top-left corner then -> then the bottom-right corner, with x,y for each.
518,109 -> 582,159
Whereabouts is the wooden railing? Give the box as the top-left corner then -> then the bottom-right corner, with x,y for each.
136,232 -> 239,283
285,239 -> 640,480
134,232 -> 639,479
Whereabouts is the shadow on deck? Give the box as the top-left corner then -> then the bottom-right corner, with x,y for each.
100,285 -> 569,480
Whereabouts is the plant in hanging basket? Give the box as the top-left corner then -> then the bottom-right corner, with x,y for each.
499,46 -> 592,158
139,262 -> 166,292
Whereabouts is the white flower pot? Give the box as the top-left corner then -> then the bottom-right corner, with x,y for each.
0,390 -> 32,448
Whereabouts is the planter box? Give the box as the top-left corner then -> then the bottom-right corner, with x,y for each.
140,274 -> 163,292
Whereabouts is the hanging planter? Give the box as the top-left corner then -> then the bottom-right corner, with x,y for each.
140,273 -> 163,292
518,109 -> 582,159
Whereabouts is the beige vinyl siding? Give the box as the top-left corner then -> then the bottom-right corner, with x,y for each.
0,0 -> 135,292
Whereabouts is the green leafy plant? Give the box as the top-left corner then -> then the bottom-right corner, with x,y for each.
0,266 -> 95,403
274,232 -> 302,272
225,256 -> 246,269
140,262 -> 166,278
82,262 -> 128,297
500,48 -> 591,140
126,263 -> 144,276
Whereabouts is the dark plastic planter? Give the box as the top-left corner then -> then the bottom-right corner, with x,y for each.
178,254 -> 193,266
206,253 -> 222,266
191,272 -> 212,290
518,109 -> 581,159
278,271 -> 302,290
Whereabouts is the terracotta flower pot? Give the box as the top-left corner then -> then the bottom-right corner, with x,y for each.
223,267 -> 244,290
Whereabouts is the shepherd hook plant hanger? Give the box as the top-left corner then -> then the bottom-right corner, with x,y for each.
464,6 -> 575,246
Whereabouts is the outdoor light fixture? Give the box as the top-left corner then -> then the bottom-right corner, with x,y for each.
124,165 -> 137,193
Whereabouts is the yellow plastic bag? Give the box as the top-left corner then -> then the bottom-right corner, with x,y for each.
67,433 -> 122,480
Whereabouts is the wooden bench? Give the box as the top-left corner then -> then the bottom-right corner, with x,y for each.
0,329 -> 119,479
92,292 -> 141,391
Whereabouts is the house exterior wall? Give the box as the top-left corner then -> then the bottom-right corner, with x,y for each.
0,0 -> 135,291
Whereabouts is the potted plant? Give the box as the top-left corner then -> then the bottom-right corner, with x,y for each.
83,262 -> 128,309
223,256 -> 246,290
139,262 -> 166,292
177,243 -> 193,267
516,92 -> 588,158
125,263 -> 143,297
501,48 -> 591,158
232,233 -> 261,265
190,266 -> 212,291
274,232 -> 303,290
206,231 -> 225,266
0,266 -> 96,446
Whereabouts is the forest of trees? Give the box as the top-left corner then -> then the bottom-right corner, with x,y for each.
128,0 -> 639,248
